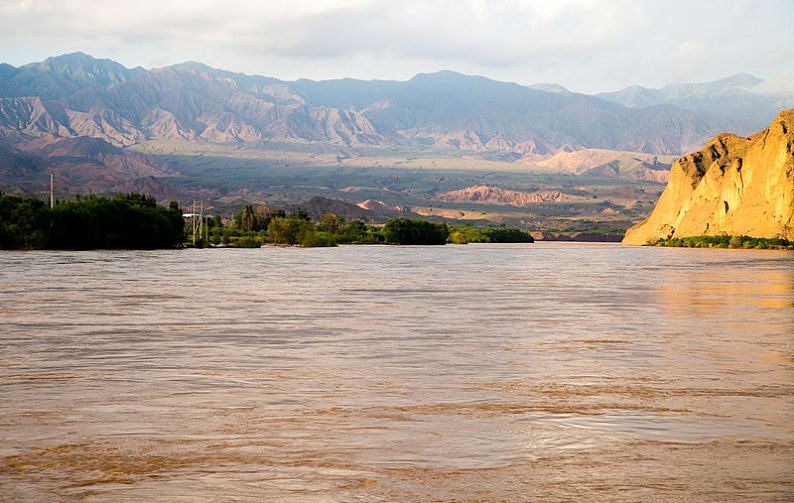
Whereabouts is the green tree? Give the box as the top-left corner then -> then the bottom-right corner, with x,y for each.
0,193 -> 50,249
253,206 -> 282,231
117,192 -> 157,208
289,207 -> 310,221
334,219 -> 374,244
239,204 -> 255,232
267,217 -> 312,245
383,218 -> 449,245
0,192 -> 184,250
318,212 -> 342,233
299,231 -> 337,247
481,227 -> 534,243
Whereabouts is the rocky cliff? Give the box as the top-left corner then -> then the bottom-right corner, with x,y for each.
622,109 -> 794,245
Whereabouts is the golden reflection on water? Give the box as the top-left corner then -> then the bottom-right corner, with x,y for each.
654,258 -> 793,374
656,270 -> 794,311
0,245 -> 793,501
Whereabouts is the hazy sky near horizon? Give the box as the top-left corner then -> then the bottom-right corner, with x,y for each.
1,0 -> 792,93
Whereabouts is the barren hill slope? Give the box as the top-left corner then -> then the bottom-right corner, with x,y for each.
622,109 -> 794,244
535,149 -> 676,182
1,134 -> 183,198
436,185 -> 569,206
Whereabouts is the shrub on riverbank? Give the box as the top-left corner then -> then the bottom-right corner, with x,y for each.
447,225 -> 534,244
651,235 -> 793,250
383,218 -> 449,245
0,193 -> 184,250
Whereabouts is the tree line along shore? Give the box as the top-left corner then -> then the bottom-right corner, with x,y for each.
0,193 -> 534,250
5,192 -> 789,251
650,235 -> 792,250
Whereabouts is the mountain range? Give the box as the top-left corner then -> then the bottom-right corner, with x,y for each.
1,53 -> 790,155
0,52 -> 792,225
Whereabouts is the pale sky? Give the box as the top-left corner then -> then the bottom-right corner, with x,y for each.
1,0 -> 792,94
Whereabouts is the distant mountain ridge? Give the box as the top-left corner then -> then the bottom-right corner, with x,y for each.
597,73 -> 763,107
0,53 -> 788,159
596,73 -> 791,131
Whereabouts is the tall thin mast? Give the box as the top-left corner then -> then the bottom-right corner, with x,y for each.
50,174 -> 54,208
204,205 -> 209,242
199,200 -> 204,244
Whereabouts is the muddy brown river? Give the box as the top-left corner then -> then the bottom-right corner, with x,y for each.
1,243 -> 792,501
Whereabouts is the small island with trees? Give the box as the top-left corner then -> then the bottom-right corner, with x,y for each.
204,205 -> 534,247
0,192 -> 535,250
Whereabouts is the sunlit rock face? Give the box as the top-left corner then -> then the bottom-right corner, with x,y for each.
623,109 -> 794,245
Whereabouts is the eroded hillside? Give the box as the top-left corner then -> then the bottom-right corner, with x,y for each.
623,109 -> 794,244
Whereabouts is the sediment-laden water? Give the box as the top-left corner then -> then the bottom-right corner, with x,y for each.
1,243 -> 792,501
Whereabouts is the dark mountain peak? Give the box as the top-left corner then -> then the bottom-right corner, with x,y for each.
165,62 -> 283,85
157,62 -> 288,102
169,61 -> 217,73
404,71 -> 536,100
409,70 -> 494,86
2,52 -> 143,99
31,52 -> 138,78
414,69 -> 465,78
293,75 -> 399,87
0,63 -> 19,78
42,51 -> 99,65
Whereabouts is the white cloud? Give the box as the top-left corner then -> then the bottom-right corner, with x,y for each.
0,0 -> 792,93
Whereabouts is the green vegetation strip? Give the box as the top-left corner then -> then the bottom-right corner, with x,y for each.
650,235 -> 793,250
211,213 -> 533,248
1,193 -> 184,250
1,193 -> 535,250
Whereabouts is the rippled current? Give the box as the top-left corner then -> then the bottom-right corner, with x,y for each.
1,243 -> 793,501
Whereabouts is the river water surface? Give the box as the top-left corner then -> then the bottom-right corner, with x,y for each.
1,243 -> 793,501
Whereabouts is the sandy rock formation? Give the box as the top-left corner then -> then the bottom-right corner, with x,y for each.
534,148 -> 676,183
436,185 -> 568,207
622,109 -> 794,245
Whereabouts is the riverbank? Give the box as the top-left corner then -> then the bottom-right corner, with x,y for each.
649,235 -> 793,250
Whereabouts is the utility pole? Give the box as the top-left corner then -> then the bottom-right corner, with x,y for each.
50,174 -> 54,208
199,200 -> 204,245
192,200 -> 197,246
